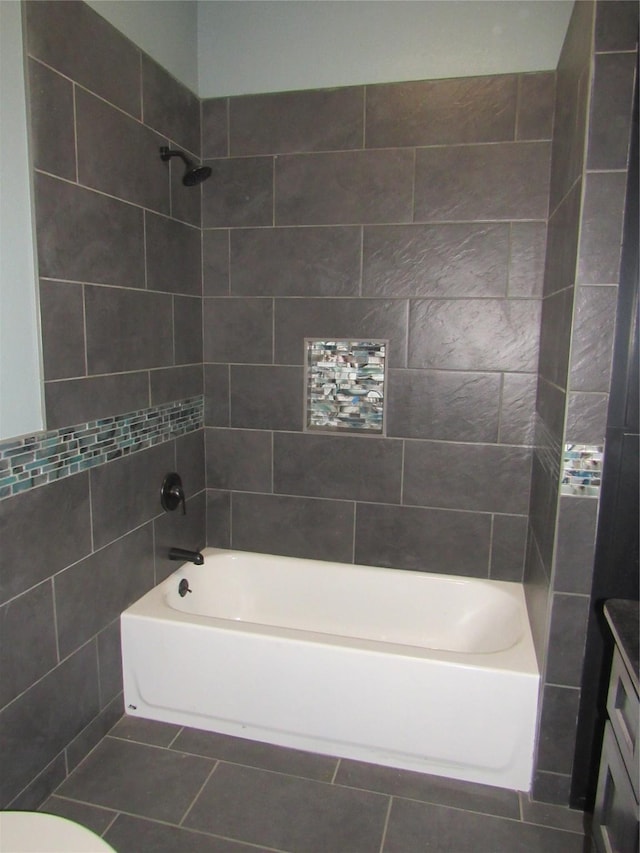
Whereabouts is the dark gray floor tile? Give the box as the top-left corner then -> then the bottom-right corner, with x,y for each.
383,797 -> 584,853
105,814 -> 257,853
185,762 -> 389,853
172,728 -> 337,781
40,795 -> 117,836
65,695 -> 123,774
520,793 -> 589,834
336,759 -> 520,819
6,754 -> 66,812
55,737 -> 214,823
109,715 -> 182,748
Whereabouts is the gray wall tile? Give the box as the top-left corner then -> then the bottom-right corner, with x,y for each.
499,373 -> 538,445
174,296 -> 203,366
145,213 -> 202,296
97,620 -> 123,709
538,288 -> 574,389
587,53 -> 636,170
39,281 -> 86,381
201,98 -> 228,158
203,230 -> 230,296
203,298 -> 273,364
76,88 -> 169,214
408,299 -> 541,372
231,366 -> 303,431
25,0 -> 141,118
490,514 -> 528,581
175,429 -> 206,498
169,162 -> 202,228
275,149 -> 414,225
509,222 -> 547,298
232,492 -> 354,563
594,0 -> 639,50
577,172 -> 627,284
65,695 -> 123,774
365,75 -> 517,148
0,641 -> 100,808
274,298 -> 407,367
565,391 -> 608,443
84,286 -> 173,374
141,54 -> 200,156
231,227 -> 361,297
545,594 -> 590,687
206,490 -> 231,548
27,58 -> 76,180
204,364 -> 230,426
414,142 -> 551,222
517,72 -> 556,141
362,224 -> 509,298
205,428 -> 272,492
154,491 -> 207,583
34,174 -> 145,287
202,157 -> 273,227
543,182 -> 581,298
536,685 -> 581,774
554,496 -> 599,594
150,365 -> 203,407
403,441 -> 532,515
45,373 -> 150,430
55,525 -> 155,659
0,473 -> 92,605
274,432 -> 402,503
0,581 -> 57,708
90,442 -> 175,549
230,87 -> 364,155
355,503 -> 491,576
569,286 -> 617,392
9,755 -> 67,812
387,370 -> 501,442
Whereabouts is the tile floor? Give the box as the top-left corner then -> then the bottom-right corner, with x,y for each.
40,716 -> 592,852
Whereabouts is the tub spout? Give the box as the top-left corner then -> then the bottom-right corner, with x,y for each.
168,547 -> 204,565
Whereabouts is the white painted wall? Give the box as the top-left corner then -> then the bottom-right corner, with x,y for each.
0,1 -> 44,439
197,0 -> 574,97
86,0 -> 199,92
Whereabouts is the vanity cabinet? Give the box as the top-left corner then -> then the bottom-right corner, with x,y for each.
593,601 -> 639,853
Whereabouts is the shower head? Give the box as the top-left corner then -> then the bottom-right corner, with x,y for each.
159,146 -> 212,186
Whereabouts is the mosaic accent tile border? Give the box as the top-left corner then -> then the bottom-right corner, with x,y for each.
306,339 -> 387,433
562,443 -> 603,497
0,396 -> 204,501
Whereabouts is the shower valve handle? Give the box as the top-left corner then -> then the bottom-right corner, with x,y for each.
161,472 -> 186,514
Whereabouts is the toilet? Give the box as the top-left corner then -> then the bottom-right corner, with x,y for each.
0,811 -> 115,852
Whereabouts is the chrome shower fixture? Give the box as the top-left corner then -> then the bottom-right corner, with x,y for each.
159,146 -> 212,186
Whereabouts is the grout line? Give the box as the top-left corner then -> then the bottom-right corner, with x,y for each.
378,796 -> 394,853
50,577 -> 61,665
167,726 -> 185,749
331,757 -> 341,785
179,760 -> 218,827
100,811 -> 120,838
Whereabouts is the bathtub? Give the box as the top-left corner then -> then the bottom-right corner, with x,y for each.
121,548 -> 539,791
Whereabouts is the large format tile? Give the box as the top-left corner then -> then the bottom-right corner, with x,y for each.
25,0 -> 141,118
56,736 -> 214,823
383,797 -> 584,853
275,149 -> 414,225
39,280 -> 86,381
202,98 -> 228,158
387,369 -> 501,442
274,432 -> 403,503
54,524 -> 155,659
90,441 -> 175,549
154,490 -> 206,583
594,0 -> 639,50
274,298 -> 408,367
490,514 -> 528,581
577,172 -> 627,284
96,620 -> 123,709
44,372 -> 150,430
366,74 -> 517,148
408,299 -> 541,373
0,473 -> 91,605
536,685 -> 581,775
363,223 -> 509,298
553,495 -> 599,594
105,814 -> 264,853
230,86 -> 364,155
203,230 -> 230,296
230,226 -> 361,297
517,72 -> 556,141
508,222 -> 547,298
354,503 -> 491,576
27,58 -> 76,180
205,428 -> 272,492
203,298 -> 273,364
40,796 -> 116,837
202,157 -> 273,227
184,762 -> 389,853
173,728 -> 338,781
231,492 -> 355,563
109,715 -> 181,748
230,365 -> 303,431
0,642 -> 100,808
587,52 -> 636,170
545,593 -> 590,687
174,295 -> 203,365
145,213 -> 202,296
84,286 -> 173,375
402,441 -> 532,515
414,142 -> 550,222
150,364 -> 203,407
34,174 -> 145,288
141,54 -> 200,156
0,581 -> 57,708
568,286 -> 617,392
76,88 -> 169,214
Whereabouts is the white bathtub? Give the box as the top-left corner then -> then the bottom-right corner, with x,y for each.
121,548 -> 539,791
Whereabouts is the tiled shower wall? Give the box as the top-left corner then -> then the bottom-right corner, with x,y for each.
525,0 -> 638,805
0,1 -> 206,808
201,73 -> 555,574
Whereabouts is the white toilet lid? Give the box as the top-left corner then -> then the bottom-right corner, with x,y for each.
0,811 -> 116,852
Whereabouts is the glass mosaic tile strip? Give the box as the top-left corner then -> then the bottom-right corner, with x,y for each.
306,339 -> 387,433
0,396 -> 203,501
561,443 -> 603,497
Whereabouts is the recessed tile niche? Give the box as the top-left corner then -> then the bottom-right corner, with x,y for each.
305,339 -> 387,433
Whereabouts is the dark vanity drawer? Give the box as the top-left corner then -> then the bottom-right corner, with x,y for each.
607,647 -> 640,800
593,722 -> 640,853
